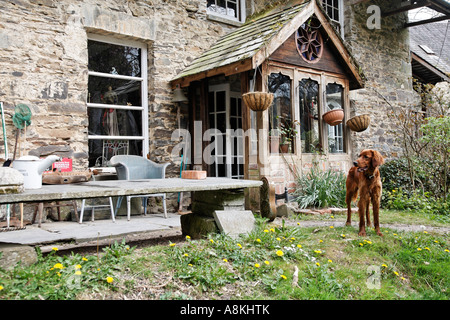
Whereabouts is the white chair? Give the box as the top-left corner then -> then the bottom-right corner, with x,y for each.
110,155 -> 169,220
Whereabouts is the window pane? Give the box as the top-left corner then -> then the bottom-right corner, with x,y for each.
88,40 -> 141,77
88,76 -> 142,107
299,79 -> 320,153
326,83 -> 345,153
88,108 -> 142,137
88,139 -> 142,167
268,73 -> 293,153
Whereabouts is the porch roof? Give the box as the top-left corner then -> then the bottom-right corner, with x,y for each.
171,0 -> 365,90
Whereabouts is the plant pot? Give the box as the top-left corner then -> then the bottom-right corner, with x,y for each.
280,143 -> 290,153
322,109 -> 344,126
346,114 -> 370,132
242,92 -> 274,112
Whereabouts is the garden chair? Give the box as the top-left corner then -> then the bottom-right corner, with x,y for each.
110,155 -> 169,220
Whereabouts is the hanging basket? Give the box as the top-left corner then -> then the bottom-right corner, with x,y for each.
346,114 -> 370,132
242,92 -> 274,112
322,109 -> 344,126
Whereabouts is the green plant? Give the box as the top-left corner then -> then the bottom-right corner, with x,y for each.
294,167 -> 346,209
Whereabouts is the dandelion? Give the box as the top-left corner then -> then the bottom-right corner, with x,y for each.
82,257 -> 88,261
270,228 -> 275,232
276,250 -> 284,257
331,216 -> 335,219
186,235 -> 191,240
423,231 -> 428,234
52,247 -> 58,252
381,264 -> 388,268
319,239 -> 323,243
297,244 -> 302,248
184,253 -> 189,257
291,237 -> 296,240
280,275 -> 287,280
314,250 -> 322,254
256,238 -> 261,243
169,243 -> 176,247
106,277 -> 114,283
188,264 -> 193,267
53,263 -> 64,270
316,262 -> 320,267
0,285 -> 3,291
255,263 -> 260,268
434,240 -> 439,244
329,226 -> 334,229
341,234 -> 346,238
393,271 -> 399,276
223,259 -> 228,263
445,249 -> 449,253
424,247 -> 430,251
264,260 -> 270,265
57,272 -> 61,277
359,243 -> 364,247
417,248 -> 422,251
366,240 -> 372,244
264,229 -> 269,233
209,239 -> 214,244
75,271 -> 82,276
276,237 -> 281,241
328,259 -> 333,263
393,233 -> 397,236
237,243 -> 242,249
297,222 -> 300,226
75,264 -> 81,269
401,277 -> 406,281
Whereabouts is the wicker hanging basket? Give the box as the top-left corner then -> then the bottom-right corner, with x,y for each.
346,114 -> 370,132
242,92 -> 274,112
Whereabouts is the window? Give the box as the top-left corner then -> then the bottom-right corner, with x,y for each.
321,0 -> 344,37
299,78 -> 320,153
207,0 -> 245,23
326,83 -> 345,153
87,34 -> 148,167
268,73 -> 293,153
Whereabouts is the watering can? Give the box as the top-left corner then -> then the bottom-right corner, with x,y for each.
13,155 -> 61,189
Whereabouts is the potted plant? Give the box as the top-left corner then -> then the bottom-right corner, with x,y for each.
277,116 -> 299,153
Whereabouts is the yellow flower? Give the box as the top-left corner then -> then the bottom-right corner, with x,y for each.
276,237 -> 281,241
329,226 -> 334,229
82,257 -> 88,261
445,249 -> 449,253
270,228 -> 275,232
0,285 -> 3,291
280,275 -> 287,280
186,235 -> 191,240
359,243 -> 364,247
316,262 -> 320,267
423,231 -> 428,234
424,247 -> 430,251
53,263 -> 64,269
237,243 -> 242,249
297,222 -> 300,226
169,243 -> 176,247
393,271 -> 399,276
276,250 -> 284,257
401,277 -> 406,281
75,271 -> 82,275
366,240 -> 372,244
57,272 -> 61,277
256,238 -> 261,243
381,264 -> 388,268
264,229 -> 269,233
319,239 -> 323,243
52,247 -> 58,251
341,234 -> 346,238
223,258 -> 228,262
417,248 -> 422,251
291,237 -> 296,240
297,244 -> 302,248
184,253 -> 189,257
209,239 -> 214,244
254,263 -> 260,268
264,260 -> 270,265
106,277 -> 114,283
188,264 -> 193,267
331,215 -> 334,219
75,264 -> 82,269
434,240 -> 439,243
314,250 -> 322,254
328,259 -> 333,263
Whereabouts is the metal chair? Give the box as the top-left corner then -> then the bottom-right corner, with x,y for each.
110,155 -> 169,220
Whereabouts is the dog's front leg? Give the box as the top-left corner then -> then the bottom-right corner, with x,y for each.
365,200 -> 371,227
357,195 -> 368,236
372,192 -> 383,236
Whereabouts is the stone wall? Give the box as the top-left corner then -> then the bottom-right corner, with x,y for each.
344,0 -> 420,159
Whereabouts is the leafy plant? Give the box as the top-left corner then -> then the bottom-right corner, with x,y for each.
294,166 -> 347,209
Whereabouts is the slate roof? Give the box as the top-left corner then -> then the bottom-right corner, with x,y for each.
410,21 -> 450,83
172,1 -> 311,82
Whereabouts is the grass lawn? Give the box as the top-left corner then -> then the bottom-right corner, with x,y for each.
0,210 -> 449,301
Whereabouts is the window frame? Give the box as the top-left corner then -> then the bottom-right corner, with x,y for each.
206,0 -> 246,24
321,0 -> 344,38
86,34 -> 149,166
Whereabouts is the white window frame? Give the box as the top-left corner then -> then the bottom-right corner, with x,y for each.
207,0 -> 246,24
86,34 -> 149,163
321,0 -> 344,38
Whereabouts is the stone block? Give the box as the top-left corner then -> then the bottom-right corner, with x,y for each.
180,213 -> 218,239
191,189 -> 245,217
0,243 -> 38,269
213,210 -> 255,239
0,167 -> 24,194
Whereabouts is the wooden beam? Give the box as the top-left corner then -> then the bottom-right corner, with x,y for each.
411,52 -> 450,82
405,14 -> 450,27
382,1 -> 432,17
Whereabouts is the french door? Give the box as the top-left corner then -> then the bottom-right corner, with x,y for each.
208,84 -> 243,179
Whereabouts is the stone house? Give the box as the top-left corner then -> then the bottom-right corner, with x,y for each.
0,0 -> 448,217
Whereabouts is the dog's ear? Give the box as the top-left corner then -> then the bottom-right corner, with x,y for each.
371,150 -> 385,167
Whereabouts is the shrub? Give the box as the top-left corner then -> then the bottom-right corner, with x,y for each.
294,167 -> 346,209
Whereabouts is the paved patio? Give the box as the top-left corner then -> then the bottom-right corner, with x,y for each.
0,213 -> 182,252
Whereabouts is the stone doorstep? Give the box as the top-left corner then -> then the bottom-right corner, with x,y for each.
213,210 -> 255,239
0,243 -> 38,270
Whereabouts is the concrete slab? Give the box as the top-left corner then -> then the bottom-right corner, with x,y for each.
0,213 -> 181,246
213,210 -> 255,238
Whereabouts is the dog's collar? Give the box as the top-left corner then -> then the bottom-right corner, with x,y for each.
368,174 -> 375,180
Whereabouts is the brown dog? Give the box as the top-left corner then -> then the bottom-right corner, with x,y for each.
346,149 -> 385,236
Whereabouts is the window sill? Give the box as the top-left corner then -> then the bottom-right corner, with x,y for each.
206,14 -> 244,27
